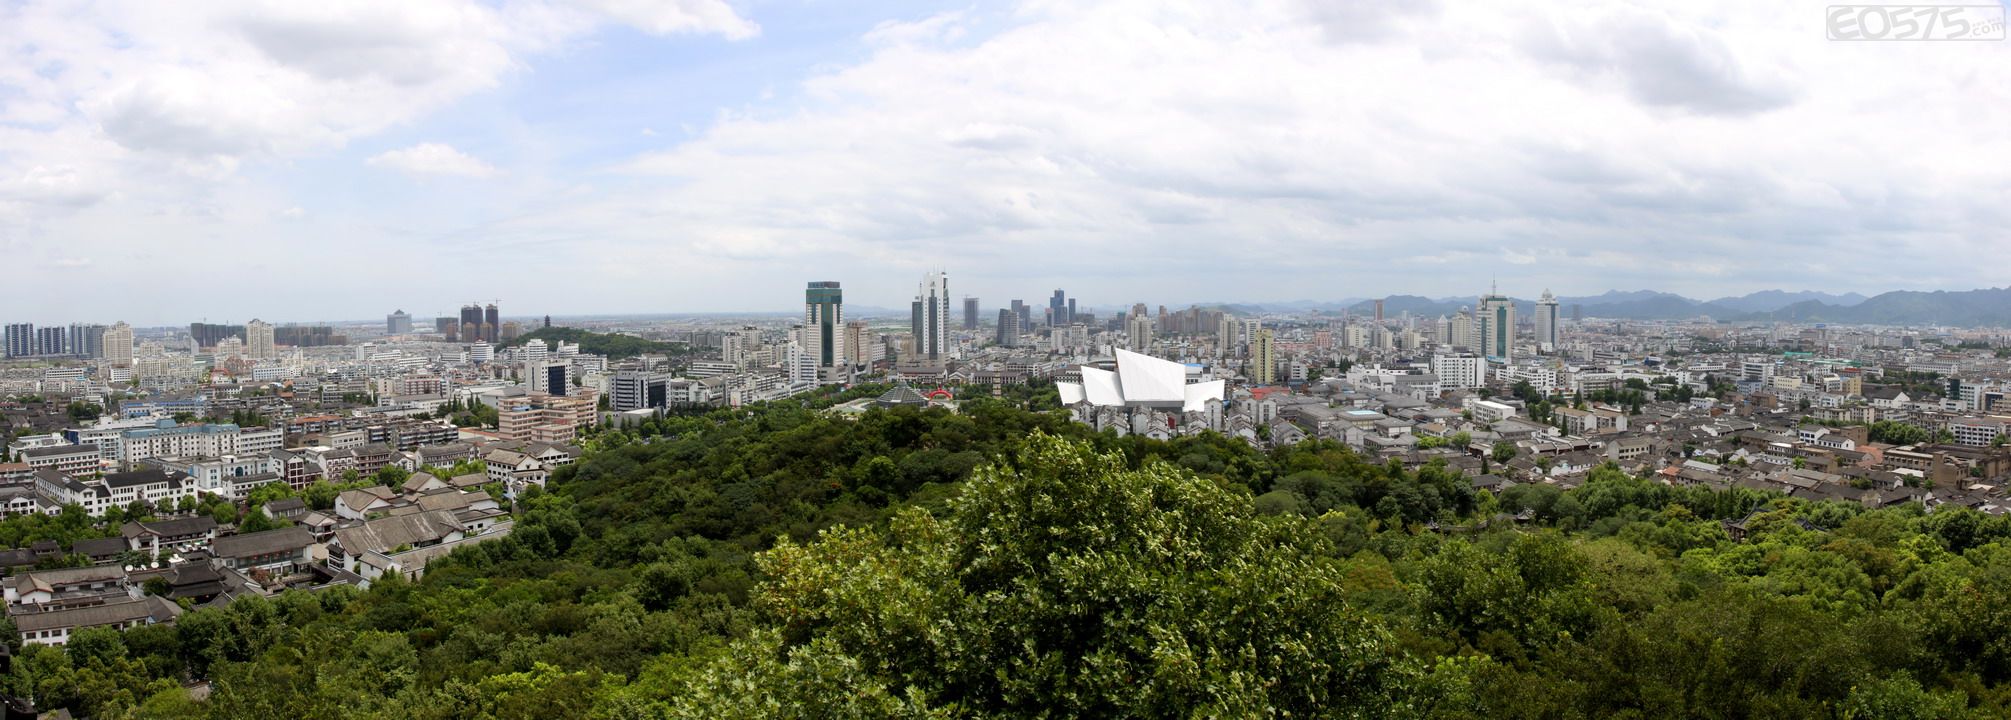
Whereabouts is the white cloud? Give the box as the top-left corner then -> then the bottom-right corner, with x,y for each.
572,0 -> 2011,305
0,0 -> 757,177
572,0 -> 760,40
368,143 -> 500,178
1,0 -> 2007,322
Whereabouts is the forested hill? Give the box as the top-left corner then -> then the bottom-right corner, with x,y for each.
9,390 -> 2011,717
497,326 -> 694,358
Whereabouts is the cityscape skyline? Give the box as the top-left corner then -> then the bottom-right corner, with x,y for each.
5,2 -> 2011,712
6,280 -> 2010,330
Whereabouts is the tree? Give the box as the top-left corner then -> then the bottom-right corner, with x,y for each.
1870,421 -> 1931,446
1840,676 -> 1973,720
1492,441 -> 1518,464
374,465 -> 411,486
67,401 -> 104,423
670,433 -> 1412,716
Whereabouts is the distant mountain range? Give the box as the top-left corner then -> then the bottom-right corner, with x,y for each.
1208,288 -> 2011,326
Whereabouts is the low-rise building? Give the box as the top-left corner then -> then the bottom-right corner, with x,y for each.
20,444 -> 100,476
210,526 -> 316,576
14,596 -> 182,646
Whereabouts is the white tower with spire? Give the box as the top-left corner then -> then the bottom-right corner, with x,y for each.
1535,289 -> 1561,353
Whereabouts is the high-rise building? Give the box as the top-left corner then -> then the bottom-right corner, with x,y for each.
1535,289 -> 1561,352
485,304 -> 500,344
1126,312 -> 1153,351
842,321 -> 878,368
909,271 -> 952,362
805,281 -> 844,377
995,308 -> 1020,348
1049,289 -> 1070,327
460,304 -> 483,345
721,327 -> 755,368
1449,307 -> 1476,349
1217,315 -> 1237,358
522,339 -> 549,369
69,324 -> 106,358
538,361 -> 571,396
103,322 -> 134,366
609,370 -> 668,412
35,326 -> 66,356
963,297 -> 980,330
386,309 -> 412,335
1252,329 -> 1276,385
1432,353 -> 1486,389
4,323 -> 32,358
190,323 -> 244,349
1477,286 -> 1516,362
1374,298 -> 1385,324
271,325 -> 342,347
436,317 -> 458,341
246,319 -> 276,360
1068,298 -> 1077,325
1051,324 -> 1086,354
785,342 -> 818,387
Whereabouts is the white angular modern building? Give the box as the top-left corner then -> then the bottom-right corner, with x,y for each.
1056,349 -> 1226,437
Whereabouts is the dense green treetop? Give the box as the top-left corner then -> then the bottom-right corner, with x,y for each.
6,397 -> 2011,718
498,327 -> 693,359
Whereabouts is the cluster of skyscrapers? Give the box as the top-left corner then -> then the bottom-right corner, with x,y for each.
5,322 -> 134,363
4,323 -> 110,360
781,274 -> 1094,380
443,303 -> 500,344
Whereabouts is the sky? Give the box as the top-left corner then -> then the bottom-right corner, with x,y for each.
1,0 -> 2007,325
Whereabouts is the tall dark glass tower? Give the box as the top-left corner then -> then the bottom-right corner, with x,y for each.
805,281 -> 843,369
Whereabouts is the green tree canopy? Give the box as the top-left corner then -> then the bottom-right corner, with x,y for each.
671,433 -> 1410,716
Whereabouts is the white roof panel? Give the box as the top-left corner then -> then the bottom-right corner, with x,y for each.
1056,382 -> 1086,405
1080,367 -> 1125,406
1113,348 -> 1186,404
1182,379 -> 1226,413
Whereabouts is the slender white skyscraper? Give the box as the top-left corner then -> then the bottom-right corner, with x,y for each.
522,339 -> 549,384
1535,289 -> 1560,352
909,271 -> 953,363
